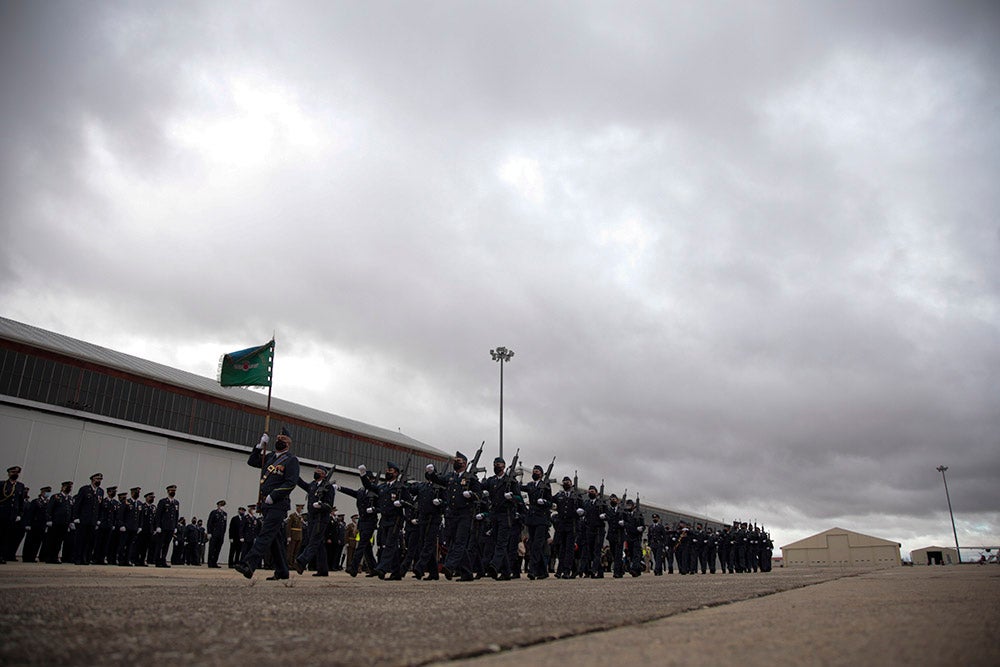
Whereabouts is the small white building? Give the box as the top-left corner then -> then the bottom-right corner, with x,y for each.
781,527 -> 901,568
909,545 -> 959,565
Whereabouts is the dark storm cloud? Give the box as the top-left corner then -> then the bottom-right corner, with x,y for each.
1,1 -> 998,554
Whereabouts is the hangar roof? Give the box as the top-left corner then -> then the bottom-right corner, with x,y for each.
0,316 -> 449,459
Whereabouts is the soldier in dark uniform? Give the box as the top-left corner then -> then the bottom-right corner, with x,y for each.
520,465 -> 552,580
734,522 -> 748,573
691,522 -> 707,574
42,481 -> 74,563
235,431 -> 300,581
133,492 -> 156,566
170,517 -> 186,565
228,507 -> 244,567
104,490 -> 125,565
603,494 -> 625,577
153,485 -> 181,567
293,466 -> 336,577
340,478 -> 378,577
21,486 -> 51,562
240,504 -> 260,562
184,517 -> 201,564
72,473 -> 103,565
622,499 -> 645,576
705,526 -> 719,573
760,529 -> 774,572
426,451 -> 482,582
204,501 -> 227,568
330,514 -> 346,570
0,466 -> 27,563
117,487 -> 140,566
580,485 -> 605,578
362,461 -> 409,580
550,476 -> 580,579
482,457 -> 518,580
648,514 -> 667,575
675,521 -> 692,574
93,485 -> 115,564
718,524 -> 732,573
408,478 -> 444,579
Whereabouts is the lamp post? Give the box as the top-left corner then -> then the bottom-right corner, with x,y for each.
490,346 -> 514,460
936,465 -> 961,563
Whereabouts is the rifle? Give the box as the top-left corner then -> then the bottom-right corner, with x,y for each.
400,454 -> 412,483
598,478 -> 605,503
466,441 -> 485,478
541,456 -> 556,487
504,448 -> 520,484
573,470 -> 580,499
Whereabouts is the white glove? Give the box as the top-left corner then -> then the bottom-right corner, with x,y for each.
504,492 -> 513,500
462,491 -> 472,499
599,513 -> 607,519
330,483 -> 338,491
16,516 -> 21,522
287,538 -> 291,543
425,464 -> 434,472
240,538 -> 244,543
137,528 -> 142,534
432,498 -> 442,506
155,527 -> 162,534
410,519 -> 418,525
393,500 -> 402,507
120,526 -> 126,532
264,495 -> 273,505
312,502 -> 321,509
639,526 -> 645,532
366,507 -> 374,514
69,523 -> 76,531
46,521 -> 53,527
259,433 -> 269,446
618,520 -> 625,526
576,508 -> 585,516
74,518 -> 80,524
475,513 -> 484,520
96,521 -> 101,527
358,464 -> 367,474
24,525 -> 30,531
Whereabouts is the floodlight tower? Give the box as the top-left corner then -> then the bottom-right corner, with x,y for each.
490,346 -> 514,460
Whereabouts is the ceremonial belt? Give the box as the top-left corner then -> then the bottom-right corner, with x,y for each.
259,453 -> 289,485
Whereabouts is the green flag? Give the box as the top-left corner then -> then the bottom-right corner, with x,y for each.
218,340 -> 274,387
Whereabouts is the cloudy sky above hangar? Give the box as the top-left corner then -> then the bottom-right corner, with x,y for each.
1,1 -> 998,557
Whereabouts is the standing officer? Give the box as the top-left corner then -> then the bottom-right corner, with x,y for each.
21,486 -> 51,562
117,487 -> 140,566
205,500 -> 227,568
235,430 -> 300,581
42,481 -> 74,563
426,451 -> 482,582
72,473 -> 103,565
153,485 -> 180,567
133,491 -> 156,566
0,466 -> 26,563
286,504 -> 304,564
228,507 -> 244,568
94,485 -> 116,564
293,466 -> 336,577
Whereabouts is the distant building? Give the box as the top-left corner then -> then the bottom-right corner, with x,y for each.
781,527 -> 901,567
910,546 -> 959,566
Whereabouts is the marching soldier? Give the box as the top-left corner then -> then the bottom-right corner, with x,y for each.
580,485 -> 605,578
339,474 -> 379,576
408,478 -> 444,579
483,457 -> 517,580
426,451 -> 482,582
520,464 -> 552,580
361,461 -> 408,580
648,514 -> 667,575
550,476 -> 581,579
604,494 -> 626,578
293,466 -> 336,577
235,430 -> 300,581
622,498 -> 645,576
692,522 -> 707,574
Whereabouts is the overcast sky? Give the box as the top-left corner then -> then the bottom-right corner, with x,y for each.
2,1 -> 998,559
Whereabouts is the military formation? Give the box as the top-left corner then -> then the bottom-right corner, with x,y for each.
3,432 -> 775,579
230,434 -> 774,581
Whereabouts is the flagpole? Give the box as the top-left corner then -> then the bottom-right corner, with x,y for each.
258,339 -> 275,508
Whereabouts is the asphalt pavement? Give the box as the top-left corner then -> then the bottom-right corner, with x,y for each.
0,563 -> 995,666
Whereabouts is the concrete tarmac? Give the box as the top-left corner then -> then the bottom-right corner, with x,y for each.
0,563 -> 995,666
